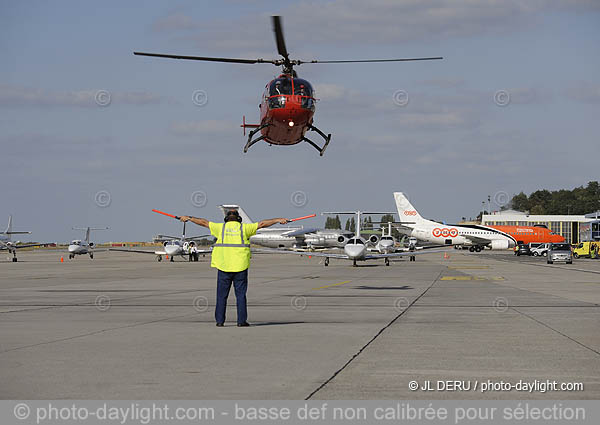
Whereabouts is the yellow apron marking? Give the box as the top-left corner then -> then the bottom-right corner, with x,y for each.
441,276 -> 505,281
312,280 -> 352,290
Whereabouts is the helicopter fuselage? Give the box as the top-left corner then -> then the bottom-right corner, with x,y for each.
258,74 -> 315,146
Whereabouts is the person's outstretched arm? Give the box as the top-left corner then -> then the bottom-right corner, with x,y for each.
179,216 -> 210,228
258,218 -> 289,229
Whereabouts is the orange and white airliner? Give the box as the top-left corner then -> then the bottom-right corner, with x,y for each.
394,192 -> 564,252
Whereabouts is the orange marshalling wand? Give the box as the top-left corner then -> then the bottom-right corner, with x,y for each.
152,209 -> 315,222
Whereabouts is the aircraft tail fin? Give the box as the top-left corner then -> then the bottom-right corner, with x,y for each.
72,227 -> 108,243
394,192 -> 426,227
218,204 -> 253,224
3,215 -> 30,236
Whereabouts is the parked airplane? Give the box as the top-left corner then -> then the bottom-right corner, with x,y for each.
110,221 -> 212,262
372,222 -> 399,254
393,192 -> 564,252
1,215 -> 49,262
68,227 -> 108,259
257,211 -> 449,266
217,205 -> 351,249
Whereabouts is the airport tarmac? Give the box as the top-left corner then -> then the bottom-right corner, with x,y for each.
1,249 -> 599,399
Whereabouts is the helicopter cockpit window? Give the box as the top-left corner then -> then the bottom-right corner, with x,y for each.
293,79 -> 313,97
268,78 -> 292,109
269,78 -> 292,96
293,78 -> 315,110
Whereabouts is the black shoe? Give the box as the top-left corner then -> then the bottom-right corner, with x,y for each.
216,323 -> 224,327
237,322 -> 250,327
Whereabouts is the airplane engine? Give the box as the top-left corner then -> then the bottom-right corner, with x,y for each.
369,235 -> 379,245
183,242 -> 189,251
337,235 -> 348,246
88,242 -> 94,248
490,239 -> 510,250
163,241 -> 169,247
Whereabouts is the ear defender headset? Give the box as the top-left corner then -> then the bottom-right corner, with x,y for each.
224,210 -> 242,223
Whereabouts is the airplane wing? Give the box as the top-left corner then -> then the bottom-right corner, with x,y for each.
154,234 -> 180,241
280,227 -> 321,237
254,247 -> 451,261
462,235 -> 492,245
252,248 -> 349,259
1,243 -> 52,250
395,244 -> 451,252
183,235 -> 213,241
110,248 -> 213,255
363,248 -> 450,259
109,248 -> 166,255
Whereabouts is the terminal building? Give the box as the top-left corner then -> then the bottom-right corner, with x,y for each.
579,211 -> 600,242
482,210 -> 596,244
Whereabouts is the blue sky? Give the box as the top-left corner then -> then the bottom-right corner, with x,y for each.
1,0 -> 599,243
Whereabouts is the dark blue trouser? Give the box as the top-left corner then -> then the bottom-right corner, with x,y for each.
215,269 -> 248,324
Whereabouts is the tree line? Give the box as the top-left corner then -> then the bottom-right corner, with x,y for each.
508,181 -> 599,215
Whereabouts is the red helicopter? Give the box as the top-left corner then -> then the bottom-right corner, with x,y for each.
134,16 -> 442,156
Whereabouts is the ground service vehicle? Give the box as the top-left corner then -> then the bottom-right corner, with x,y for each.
572,241 -> 600,259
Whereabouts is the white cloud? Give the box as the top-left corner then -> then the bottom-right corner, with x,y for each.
169,120 -> 235,136
0,85 -> 167,108
149,0 -> 599,54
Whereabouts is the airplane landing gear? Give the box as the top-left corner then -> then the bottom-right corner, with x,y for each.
353,259 -> 357,267
324,257 -> 329,267
89,253 -> 94,259
170,256 -> 175,263
157,255 -> 162,262
12,252 -> 18,262
385,258 -> 390,266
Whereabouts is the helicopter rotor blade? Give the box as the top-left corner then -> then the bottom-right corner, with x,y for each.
271,16 -> 290,64
299,57 -> 443,64
133,52 -> 276,65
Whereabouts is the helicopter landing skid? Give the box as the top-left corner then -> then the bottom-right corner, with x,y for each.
306,124 -> 331,156
243,124 -> 270,153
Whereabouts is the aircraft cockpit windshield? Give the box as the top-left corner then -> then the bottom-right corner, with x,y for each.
293,79 -> 313,97
293,78 -> 314,110
269,78 -> 292,96
268,77 -> 292,109
71,240 -> 81,246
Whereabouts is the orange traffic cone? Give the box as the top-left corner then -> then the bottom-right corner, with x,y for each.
443,252 -> 449,259
60,256 -> 64,262
308,255 -> 312,259
165,254 -> 169,260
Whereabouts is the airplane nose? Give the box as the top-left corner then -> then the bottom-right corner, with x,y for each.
345,245 -> 364,258
68,246 -> 76,253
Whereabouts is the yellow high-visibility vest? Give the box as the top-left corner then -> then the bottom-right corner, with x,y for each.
209,221 -> 258,272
